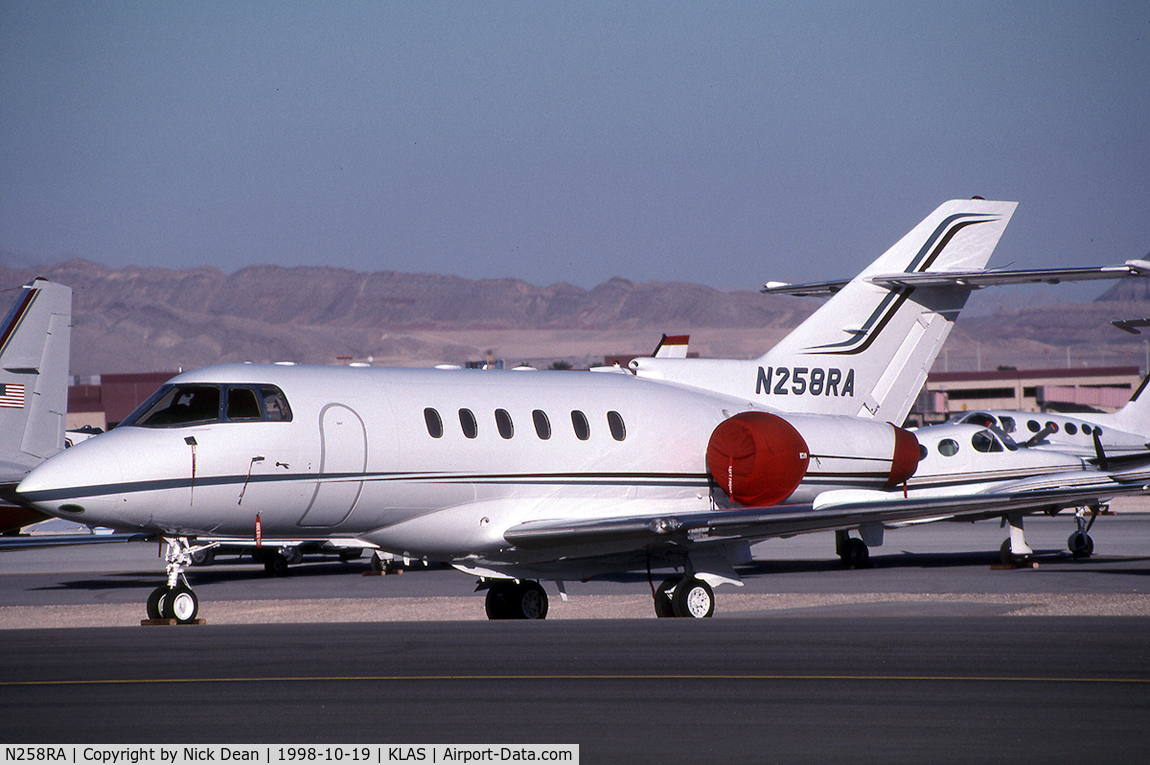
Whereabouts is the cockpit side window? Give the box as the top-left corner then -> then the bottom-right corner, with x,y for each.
971,430 -> 1003,453
227,387 -> 262,421
259,386 -> 292,421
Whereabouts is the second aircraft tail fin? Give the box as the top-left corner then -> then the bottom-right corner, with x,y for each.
0,278 -> 73,476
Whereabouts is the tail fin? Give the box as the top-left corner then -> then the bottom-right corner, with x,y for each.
631,200 -> 1017,424
761,199 -> 1016,420
0,279 -> 73,478
1111,373 -> 1150,437
652,334 -> 690,359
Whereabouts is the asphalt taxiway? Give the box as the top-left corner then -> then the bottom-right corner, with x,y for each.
1,516 -> 1148,763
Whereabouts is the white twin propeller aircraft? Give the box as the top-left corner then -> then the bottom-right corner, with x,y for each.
14,199 -> 1150,621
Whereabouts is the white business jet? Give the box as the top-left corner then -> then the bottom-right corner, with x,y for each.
17,200 -> 1148,622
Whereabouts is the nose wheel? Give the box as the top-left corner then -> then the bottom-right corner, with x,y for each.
1068,506 -> 1099,559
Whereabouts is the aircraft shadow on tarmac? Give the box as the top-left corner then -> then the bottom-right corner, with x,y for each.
569,547 -> 1119,584
32,557 -> 379,593
28,545 -> 1150,594
737,549 -> 1150,575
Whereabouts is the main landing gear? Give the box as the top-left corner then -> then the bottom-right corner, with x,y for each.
653,576 -> 716,618
835,529 -> 870,568
999,506 -> 1100,566
145,537 -> 201,624
481,574 -> 719,619
483,579 -> 549,619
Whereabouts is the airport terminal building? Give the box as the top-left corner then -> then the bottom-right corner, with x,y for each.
911,365 -> 1143,425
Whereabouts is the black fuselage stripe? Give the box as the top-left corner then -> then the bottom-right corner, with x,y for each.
19,465 -> 904,503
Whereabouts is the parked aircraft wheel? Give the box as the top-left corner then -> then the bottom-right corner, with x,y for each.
484,581 -> 517,619
841,537 -> 870,568
515,581 -> 549,620
146,585 -> 169,620
654,578 -> 678,618
264,553 -> 290,576
282,546 -> 304,565
190,547 -> 215,566
1068,531 -> 1094,559
671,577 -> 715,618
162,584 -> 199,624
999,539 -> 1030,566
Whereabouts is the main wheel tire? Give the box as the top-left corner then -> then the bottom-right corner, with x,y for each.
841,537 -> 870,568
264,553 -> 290,576
654,578 -> 678,618
162,584 -> 199,623
1000,538 -> 1030,565
146,585 -> 170,620
671,577 -> 715,618
190,548 -> 215,566
515,581 -> 549,620
485,581 -> 516,620
1068,531 -> 1094,559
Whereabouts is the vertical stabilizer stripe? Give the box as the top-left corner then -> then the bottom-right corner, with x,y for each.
0,289 -> 38,359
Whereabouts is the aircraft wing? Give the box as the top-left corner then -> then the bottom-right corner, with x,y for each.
0,531 -> 151,549
503,473 -> 1150,552
762,259 -> 1150,297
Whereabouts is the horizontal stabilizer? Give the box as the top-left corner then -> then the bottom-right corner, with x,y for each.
763,259 -> 1150,297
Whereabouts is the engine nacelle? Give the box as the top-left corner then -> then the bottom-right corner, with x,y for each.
706,411 -> 920,507
706,412 -> 810,506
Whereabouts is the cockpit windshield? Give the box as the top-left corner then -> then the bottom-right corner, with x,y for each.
122,383 -> 292,427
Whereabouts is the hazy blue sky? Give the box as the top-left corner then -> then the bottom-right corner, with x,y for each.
2,1 -> 1148,294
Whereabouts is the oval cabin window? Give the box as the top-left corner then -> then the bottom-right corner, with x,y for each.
495,409 -> 514,439
459,409 -> 478,439
424,408 -> 443,438
571,411 -> 590,441
607,411 -> 626,441
532,410 -> 551,440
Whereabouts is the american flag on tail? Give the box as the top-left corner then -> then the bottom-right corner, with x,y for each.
0,382 -> 26,409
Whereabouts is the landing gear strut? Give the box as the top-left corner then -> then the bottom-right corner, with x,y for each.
145,537 -> 201,624
1068,506 -> 1099,559
999,513 -> 1034,566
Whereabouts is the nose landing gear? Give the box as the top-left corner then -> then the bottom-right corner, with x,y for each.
144,537 -> 203,625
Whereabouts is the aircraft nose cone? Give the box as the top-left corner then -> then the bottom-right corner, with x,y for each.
16,437 -> 124,519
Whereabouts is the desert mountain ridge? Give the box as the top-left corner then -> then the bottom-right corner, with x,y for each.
1,256 -> 1148,377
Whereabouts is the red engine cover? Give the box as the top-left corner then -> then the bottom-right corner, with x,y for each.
706,411 -> 810,506
886,425 -> 920,488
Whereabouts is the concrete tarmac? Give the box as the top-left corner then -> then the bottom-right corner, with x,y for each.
1,516 -> 1149,763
